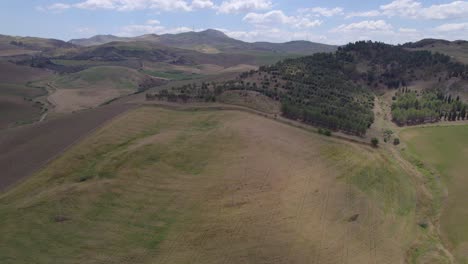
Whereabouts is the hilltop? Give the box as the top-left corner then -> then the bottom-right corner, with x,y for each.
68,29 -> 337,54
151,41 -> 468,135
404,38 -> 468,64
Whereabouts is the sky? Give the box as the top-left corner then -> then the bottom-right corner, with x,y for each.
1,0 -> 468,44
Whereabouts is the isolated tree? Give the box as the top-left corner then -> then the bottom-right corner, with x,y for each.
371,138 -> 379,148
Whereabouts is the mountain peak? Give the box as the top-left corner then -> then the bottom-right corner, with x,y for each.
199,29 -> 228,38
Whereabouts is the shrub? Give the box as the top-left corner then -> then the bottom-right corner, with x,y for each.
393,138 -> 400,145
318,128 -> 332,136
371,137 -> 379,147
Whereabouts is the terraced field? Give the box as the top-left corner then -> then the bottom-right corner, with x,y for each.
0,107 -> 418,263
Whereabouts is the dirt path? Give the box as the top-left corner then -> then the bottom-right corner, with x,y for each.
371,91 -> 455,262
0,102 -> 136,191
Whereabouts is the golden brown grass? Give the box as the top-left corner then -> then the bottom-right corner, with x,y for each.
0,107 -> 419,263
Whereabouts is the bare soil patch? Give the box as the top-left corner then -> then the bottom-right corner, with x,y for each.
0,96 -> 42,129
0,103 -> 135,191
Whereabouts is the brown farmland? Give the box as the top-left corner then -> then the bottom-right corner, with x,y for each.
0,103 -> 135,191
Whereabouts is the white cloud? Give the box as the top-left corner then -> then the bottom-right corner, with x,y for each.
191,0 -> 215,9
399,27 -> 417,33
380,0 -> 421,17
344,1 -> 468,20
332,20 -> 393,32
299,7 -> 344,17
146,19 -> 161,25
48,3 -> 72,10
345,10 -> 381,19
217,0 -> 272,14
435,22 -> 468,32
243,10 -> 321,29
422,1 -> 468,19
118,23 -> 198,36
75,27 -> 97,35
222,28 -> 327,43
380,0 -> 468,20
45,0 -> 214,12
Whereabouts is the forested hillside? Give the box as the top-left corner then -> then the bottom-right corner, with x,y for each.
148,41 -> 468,135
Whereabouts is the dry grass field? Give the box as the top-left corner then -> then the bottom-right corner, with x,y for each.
0,107 -> 420,264
46,66 -> 152,113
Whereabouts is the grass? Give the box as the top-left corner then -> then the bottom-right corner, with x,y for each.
51,59 -> 142,69
53,66 -> 145,90
412,44 -> 468,64
401,125 -> 468,262
217,90 -> 280,114
0,107 -> 419,263
320,144 -> 416,216
0,107 -> 231,263
142,69 -> 204,81
0,83 -> 47,98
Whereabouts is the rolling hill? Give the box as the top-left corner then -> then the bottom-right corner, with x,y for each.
69,34 -> 130,47
0,34 -> 76,56
46,66 -> 165,113
404,38 -> 468,64
0,106 -> 422,263
151,41 -> 468,135
68,29 -> 337,55
2,27 -> 468,264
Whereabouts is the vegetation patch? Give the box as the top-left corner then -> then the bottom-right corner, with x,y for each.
392,89 -> 467,125
142,69 -> 204,81
149,41 -> 467,135
321,144 -> 415,216
401,125 -> 468,262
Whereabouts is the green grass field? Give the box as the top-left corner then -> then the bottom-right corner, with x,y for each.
142,69 -> 204,81
0,107 -> 423,263
53,66 -> 146,90
401,125 -> 468,263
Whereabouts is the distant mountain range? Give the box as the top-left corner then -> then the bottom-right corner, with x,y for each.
69,29 -> 337,55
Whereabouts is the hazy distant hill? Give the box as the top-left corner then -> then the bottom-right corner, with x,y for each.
403,38 -> 468,64
60,40 -> 259,67
69,35 -> 131,47
68,29 -> 337,55
0,34 -> 76,56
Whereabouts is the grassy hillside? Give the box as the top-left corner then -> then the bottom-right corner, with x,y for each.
0,34 -> 77,57
401,125 -> 468,263
48,66 -> 165,113
53,66 -> 146,90
0,107 -> 423,263
154,41 -> 468,135
67,29 -> 337,56
404,39 -> 468,64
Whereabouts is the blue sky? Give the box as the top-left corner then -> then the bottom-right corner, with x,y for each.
1,0 -> 468,44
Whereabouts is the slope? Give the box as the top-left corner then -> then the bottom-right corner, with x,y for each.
154,41 -> 468,135
47,66 -> 165,112
401,125 -> 468,263
67,29 -> 337,55
404,39 -> 468,64
0,106 -> 424,263
0,61 -> 52,128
